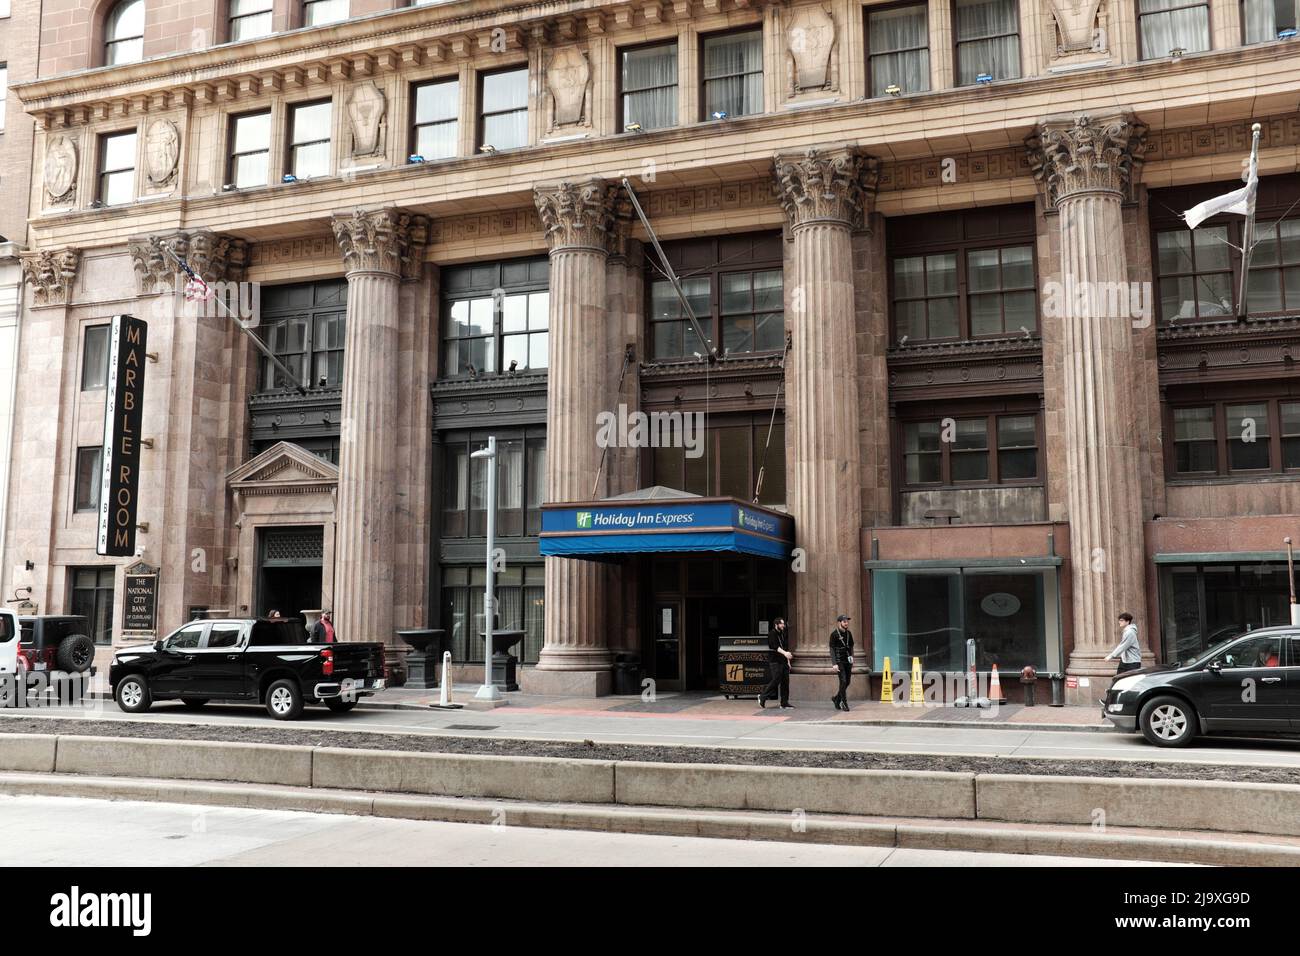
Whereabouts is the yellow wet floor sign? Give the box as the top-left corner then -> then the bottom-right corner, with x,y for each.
880,657 -> 893,702
910,656 -> 923,704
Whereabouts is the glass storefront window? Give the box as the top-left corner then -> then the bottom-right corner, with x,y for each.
1159,561 -> 1292,663
872,567 -> 1058,672
440,564 -> 544,664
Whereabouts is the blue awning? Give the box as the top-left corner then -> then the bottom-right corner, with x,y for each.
540,496 -> 794,561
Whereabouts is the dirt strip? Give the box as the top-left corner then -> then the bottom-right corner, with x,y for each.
1,715 -> 1299,785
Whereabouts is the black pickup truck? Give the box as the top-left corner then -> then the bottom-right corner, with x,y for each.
108,618 -> 386,720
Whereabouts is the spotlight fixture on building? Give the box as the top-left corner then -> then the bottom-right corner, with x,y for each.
408,154 -> 426,164
1169,46 -> 1185,60
1280,28 -> 1297,39
975,73 -> 993,84
480,144 -> 497,154
625,122 -> 643,133
897,335 -> 909,347
88,199 -> 105,208
221,183 -> 238,192
885,84 -> 901,96
282,173 -> 299,184
711,110 -> 728,120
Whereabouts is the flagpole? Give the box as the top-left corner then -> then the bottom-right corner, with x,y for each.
1236,123 -> 1261,319
153,239 -> 308,396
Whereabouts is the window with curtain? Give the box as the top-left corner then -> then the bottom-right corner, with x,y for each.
98,130 -> 137,206
229,0 -> 273,41
1167,396 -> 1300,477
81,325 -> 110,390
868,4 -> 930,97
953,0 -> 1020,85
228,110 -> 271,188
288,99 -> 331,178
651,415 -> 787,505
1242,0 -> 1297,42
621,42 -> 678,131
303,0 -> 348,26
412,78 -> 459,160
1138,0 -> 1211,58
441,428 -> 547,537
74,447 -> 102,513
0,64 -> 7,133
480,67 -> 528,150
104,0 -> 144,65
701,29 -> 763,119
441,257 -> 550,377
441,564 -> 545,663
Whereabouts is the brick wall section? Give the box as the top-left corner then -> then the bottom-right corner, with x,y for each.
0,0 -> 43,243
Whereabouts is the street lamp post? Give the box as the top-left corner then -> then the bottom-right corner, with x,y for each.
471,437 -> 502,701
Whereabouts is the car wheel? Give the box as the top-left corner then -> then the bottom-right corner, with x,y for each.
181,698 -> 209,709
265,679 -> 303,720
56,634 -> 95,673
1139,695 -> 1197,747
325,697 -> 358,713
115,675 -> 152,714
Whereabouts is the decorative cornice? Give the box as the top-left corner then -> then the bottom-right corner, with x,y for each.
773,146 -> 879,231
1156,315 -> 1300,384
430,372 -> 548,427
331,206 -> 429,279
887,337 -> 1045,396
19,248 -> 80,307
127,229 -> 248,295
1026,112 -> 1147,207
533,179 -> 625,254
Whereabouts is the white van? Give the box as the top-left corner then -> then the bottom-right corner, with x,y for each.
0,608 -> 21,703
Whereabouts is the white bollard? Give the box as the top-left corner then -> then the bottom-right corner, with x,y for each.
435,650 -> 462,709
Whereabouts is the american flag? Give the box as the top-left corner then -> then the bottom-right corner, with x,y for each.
174,254 -> 214,302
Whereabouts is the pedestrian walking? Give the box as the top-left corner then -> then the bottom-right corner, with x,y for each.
829,614 -> 854,711
310,610 -> 336,644
757,618 -> 793,709
1104,611 -> 1142,680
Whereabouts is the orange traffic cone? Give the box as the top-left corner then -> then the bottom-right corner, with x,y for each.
989,664 -> 1007,704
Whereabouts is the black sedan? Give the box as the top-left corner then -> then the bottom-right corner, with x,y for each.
1103,626 -> 1299,747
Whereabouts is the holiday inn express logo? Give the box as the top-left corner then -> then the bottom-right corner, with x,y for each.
577,512 -> 593,529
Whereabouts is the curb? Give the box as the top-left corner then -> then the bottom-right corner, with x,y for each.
2,770 -> 1296,866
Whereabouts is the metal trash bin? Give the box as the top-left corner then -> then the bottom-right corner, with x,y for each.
717,636 -> 772,699
613,653 -> 641,695
1049,672 -> 1066,707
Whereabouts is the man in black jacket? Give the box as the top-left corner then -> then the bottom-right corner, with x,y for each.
758,618 -> 793,709
829,614 -> 854,711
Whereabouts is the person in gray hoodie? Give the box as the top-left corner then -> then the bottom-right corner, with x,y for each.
1104,611 -> 1142,678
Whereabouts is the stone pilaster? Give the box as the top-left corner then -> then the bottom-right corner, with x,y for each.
775,146 -> 877,698
330,207 -> 429,645
525,179 -> 624,696
1027,113 -> 1152,689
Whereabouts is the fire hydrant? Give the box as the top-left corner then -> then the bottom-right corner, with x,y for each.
1019,665 -> 1038,706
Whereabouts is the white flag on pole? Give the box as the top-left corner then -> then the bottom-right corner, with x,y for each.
1182,123 -> 1261,317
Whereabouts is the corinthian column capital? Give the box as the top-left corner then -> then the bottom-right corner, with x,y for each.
774,146 -> 879,231
1027,112 -> 1148,208
127,229 -> 249,295
331,206 -> 430,279
19,247 -> 81,307
534,179 -> 626,255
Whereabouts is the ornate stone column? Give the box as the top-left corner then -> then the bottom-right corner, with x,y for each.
526,179 -> 622,696
330,207 -> 428,644
1028,113 -> 1151,691
774,146 -> 876,697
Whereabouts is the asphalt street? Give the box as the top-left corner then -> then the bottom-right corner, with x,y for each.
0,794 -> 1189,866
7,696 -> 1300,769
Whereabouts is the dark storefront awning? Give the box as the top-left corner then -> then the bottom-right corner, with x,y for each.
540,489 -> 794,561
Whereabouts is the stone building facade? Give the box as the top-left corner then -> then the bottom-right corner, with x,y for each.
5,0 -> 1299,701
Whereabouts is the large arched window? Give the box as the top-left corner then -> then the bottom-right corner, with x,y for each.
104,0 -> 144,66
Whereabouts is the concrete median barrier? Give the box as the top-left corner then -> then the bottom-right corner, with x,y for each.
54,735 -> 313,787
312,747 -> 617,804
0,733 -> 58,773
977,773 -> 1300,837
614,761 -> 976,819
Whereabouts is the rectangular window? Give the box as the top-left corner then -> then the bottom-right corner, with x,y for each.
1242,0 -> 1297,42
1155,227 -> 1234,321
258,279 -> 348,391
1168,396 -> 1300,477
74,447 -> 102,513
954,0 -> 1020,85
1159,562 -> 1290,663
288,99 -> 331,179
69,567 -> 116,645
441,429 -> 546,539
650,415 -> 786,505
621,42 -> 678,131
229,0 -> 273,41
1282,401 -> 1300,469
1138,0 -> 1211,58
228,110 -> 271,188
479,68 -> 528,151
441,257 -> 550,377
303,0 -> 348,26
98,130 -> 137,206
867,4 -> 930,97
441,564 -> 545,663
412,78 -> 459,160
893,254 -> 959,340
1173,406 -> 1216,473
1225,402 -> 1271,471
967,245 -> 1036,336
701,29 -> 763,119
0,63 -> 7,132
1245,218 -> 1300,314
901,411 -> 1039,486
81,325 -> 111,390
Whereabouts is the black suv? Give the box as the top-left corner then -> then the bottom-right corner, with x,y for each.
18,616 -> 97,675
109,618 -> 387,720
1102,626 -> 1300,746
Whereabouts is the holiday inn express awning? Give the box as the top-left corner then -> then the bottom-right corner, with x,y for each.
540,489 -> 794,560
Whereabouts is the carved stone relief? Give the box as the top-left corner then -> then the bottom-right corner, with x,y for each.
144,119 -> 180,188
787,4 -> 838,96
347,81 -> 388,158
546,46 -> 591,129
43,134 -> 78,205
